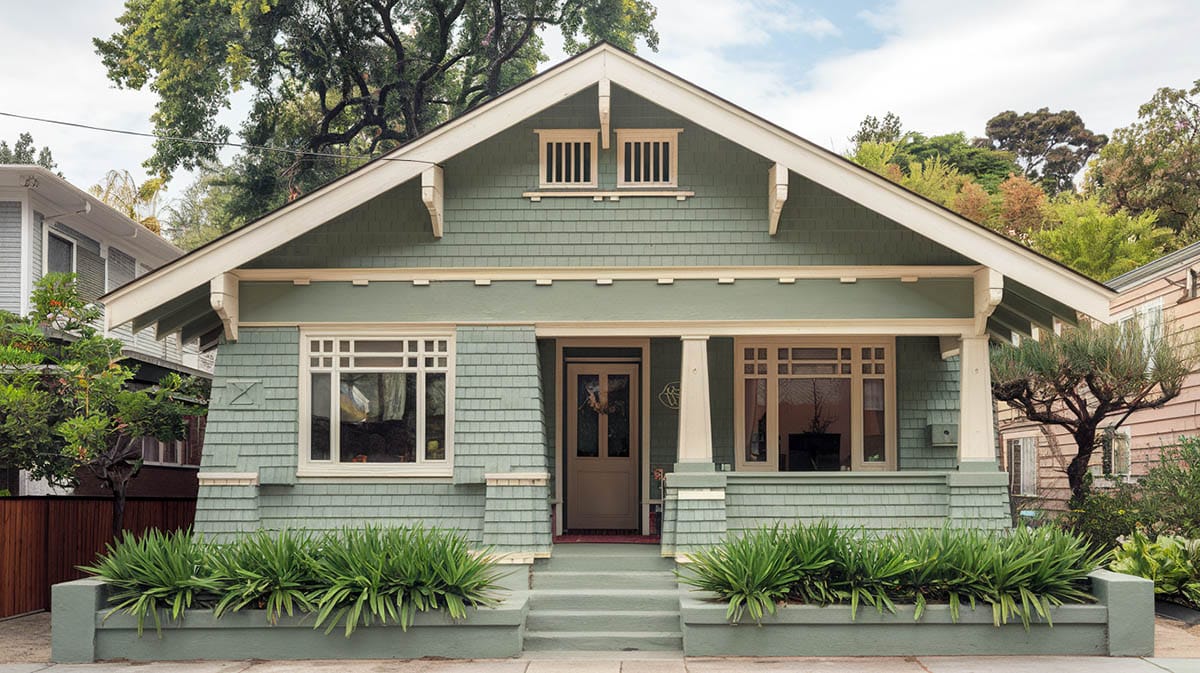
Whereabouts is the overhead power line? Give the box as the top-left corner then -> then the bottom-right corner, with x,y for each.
0,110 -> 439,166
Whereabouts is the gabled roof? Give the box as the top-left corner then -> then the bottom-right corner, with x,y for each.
101,43 -> 1114,329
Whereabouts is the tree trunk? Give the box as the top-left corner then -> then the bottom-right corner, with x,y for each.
1066,425 -> 1098,506
110,480 -> 128,539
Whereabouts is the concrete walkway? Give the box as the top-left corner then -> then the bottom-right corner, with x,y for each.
2,656 -> 1200,673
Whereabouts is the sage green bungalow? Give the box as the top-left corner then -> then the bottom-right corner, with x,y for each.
101,44 -> 1114,564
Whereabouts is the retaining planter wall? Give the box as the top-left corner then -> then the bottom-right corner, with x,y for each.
51,577 -> 528,663
680,570 -> 1154,657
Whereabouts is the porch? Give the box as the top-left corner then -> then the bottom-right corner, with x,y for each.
538,329 -> 1007,558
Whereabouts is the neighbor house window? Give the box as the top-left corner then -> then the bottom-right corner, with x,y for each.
47,233 -> 74,275
1006,435 -> 1038,496
735,339 -> 895,472
616,129 -> 680,187
139,436 -> 185,466
1187,268 -> 1199,301
1119,298 -> 1164,367
300,333 -> 453,476
536,130 -> 598,188
1092,428 -> 1132,479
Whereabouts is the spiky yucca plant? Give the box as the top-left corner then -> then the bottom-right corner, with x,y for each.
209,529 -> 317,623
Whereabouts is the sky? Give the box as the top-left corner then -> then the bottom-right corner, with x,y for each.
1,0 -> 1199,205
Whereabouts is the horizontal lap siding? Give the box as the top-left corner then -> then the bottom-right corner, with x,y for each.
246,87 -> 968,270
0,202 -> 22,313
724,480 -> 951,533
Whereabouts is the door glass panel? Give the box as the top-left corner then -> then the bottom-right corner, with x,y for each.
778,378 -> 850,471
606,374 -> 630,457
863,379 -> 886,463
744,379 -> 767,463
339,372 -> 417,463
576,374 -> 600,457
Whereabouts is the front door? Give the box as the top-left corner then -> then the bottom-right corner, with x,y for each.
566,363 -> 639,531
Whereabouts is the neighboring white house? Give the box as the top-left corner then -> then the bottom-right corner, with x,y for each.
0,165 -> 213,496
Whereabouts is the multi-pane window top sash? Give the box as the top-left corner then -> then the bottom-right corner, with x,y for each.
616,129 -> 680,187
536,129 -> 599,188
300,333 -> 454,478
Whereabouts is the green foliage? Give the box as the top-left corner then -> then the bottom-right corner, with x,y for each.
991,320 -> 1192,503
679,523 -> 1103,629
0,132 -> 57,173
1089,79 -> 1200,239
209,529 -> 316,623
983,108 -> 1107,195
82,526 -> 503,638
95,0 -> 659,227
1111,529 -> 1200,608
0,274 -> 207,532
850,112 -> 904,146
1061,478 -> 1142,552
1032,197 -> 1174,280
1136,438 -> 1200,535
79,529 -> 216,636
895,132 -> 1020,193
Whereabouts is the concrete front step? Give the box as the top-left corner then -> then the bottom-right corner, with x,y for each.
526,609 -> 681,632
522,630 -> 684,652
529,588 -> 680,611
537,553 -> 674,572
533,570 -> 677,590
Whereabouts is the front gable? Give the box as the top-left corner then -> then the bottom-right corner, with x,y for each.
247,85 -> 969,270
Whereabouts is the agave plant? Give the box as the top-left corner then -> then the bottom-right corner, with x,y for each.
79,528 -> 217,636
209,529 -> 317,623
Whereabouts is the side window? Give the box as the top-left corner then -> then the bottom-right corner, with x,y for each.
1119,298 -> 1164,364
47,233 -> 74,275
1006,436 -> 1038,496
1094,429 -> 1132,478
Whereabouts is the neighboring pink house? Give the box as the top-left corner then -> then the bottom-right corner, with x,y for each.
998,242 -> 1200,512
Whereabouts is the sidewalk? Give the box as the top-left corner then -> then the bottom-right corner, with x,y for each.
2,656 -> 1200,673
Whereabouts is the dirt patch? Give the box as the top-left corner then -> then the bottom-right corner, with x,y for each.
1157,616 -> 1200,657
0,612 -> 50,663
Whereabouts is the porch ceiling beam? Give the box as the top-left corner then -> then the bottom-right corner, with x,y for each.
598,78 -> 611,149
210,272 -> 239,342
768,163 -> 788,236
180,314 -> 224,343
129,286 -> 208,333
153,297 -> 212,337
998,291 -> 1057,330
990,304 -> 1033,338
973,268 -> 1003,336
1007,279 -> 1080,326
232,265 -> 982,283
421,166 -> 444,238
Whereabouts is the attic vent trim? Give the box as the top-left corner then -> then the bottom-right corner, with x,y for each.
536,129 -> 598,188
616,129 -> 681,188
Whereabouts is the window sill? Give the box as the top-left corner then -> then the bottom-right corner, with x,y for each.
523,189 -> 694,202
297,465 -> 453,479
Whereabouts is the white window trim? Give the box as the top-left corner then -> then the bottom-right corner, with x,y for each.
45,230 -> 77,276
615,128 -> 681,188
733,336 -> 897,472
1003,432 -> 1039,497
297,328 -> 455,478
536,129 -> 599,188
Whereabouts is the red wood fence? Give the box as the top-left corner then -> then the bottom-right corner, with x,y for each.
0,496 -> 195,619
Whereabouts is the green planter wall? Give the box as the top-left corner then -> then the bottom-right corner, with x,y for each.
51,578 -> 527,663
679,569 -> 1154,657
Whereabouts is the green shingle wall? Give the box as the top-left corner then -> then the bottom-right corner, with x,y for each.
896,337 -> 960,471
453,326 -> 548,484
672,497 -> 728,556
246,86 -> 969,270
482,482 -> 551,555
724,476 -> 952,533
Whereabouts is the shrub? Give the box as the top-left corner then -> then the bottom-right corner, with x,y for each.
679,523 -> 1105,629
1136,437 -> 1200,536
1060,478 -> 1143,552
1111,529 -> 1200,608
82,525 -> 503,637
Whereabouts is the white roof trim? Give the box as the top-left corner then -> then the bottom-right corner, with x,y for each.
101,45 -> 1113,330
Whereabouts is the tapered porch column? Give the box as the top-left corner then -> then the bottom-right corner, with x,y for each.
676,335 -> 713,466
957,335 -> 995,467
665,335 -> 727,560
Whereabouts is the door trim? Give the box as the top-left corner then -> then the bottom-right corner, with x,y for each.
553,338 -> 651,536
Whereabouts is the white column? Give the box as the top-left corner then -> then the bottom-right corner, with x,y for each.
958,335 -> 995,465
677,336 -> 713,464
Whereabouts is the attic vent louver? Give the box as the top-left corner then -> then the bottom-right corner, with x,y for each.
536,130 -> 598,188
617,129 -> 680,187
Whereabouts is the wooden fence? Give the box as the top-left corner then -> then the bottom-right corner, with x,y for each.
0,496 -> 195,619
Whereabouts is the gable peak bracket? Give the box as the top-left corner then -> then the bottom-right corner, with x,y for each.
210,272 -> 239,342
598,78 -> 611,149
768,163 -> 789,236
422,166 -> 444,238
973,267 -> 1003,337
